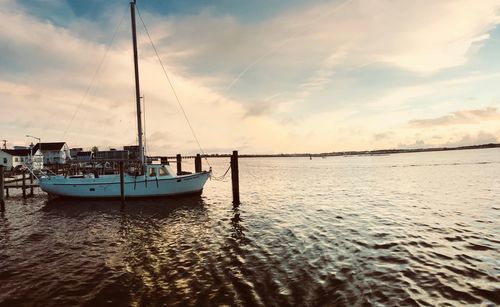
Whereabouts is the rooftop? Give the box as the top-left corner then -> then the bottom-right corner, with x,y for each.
32,142 -> 66,152
1,148 -> 31,156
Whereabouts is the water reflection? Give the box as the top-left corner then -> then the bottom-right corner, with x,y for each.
114,197 -> 213,305
230,206 -> 248,245
40,196 -> 216,305
35,197 -> 268,305
42,195 -> 206,218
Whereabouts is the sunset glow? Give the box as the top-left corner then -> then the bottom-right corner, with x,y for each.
2,0 -> 500,154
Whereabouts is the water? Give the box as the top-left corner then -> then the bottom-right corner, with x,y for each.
0,148 -> 499,306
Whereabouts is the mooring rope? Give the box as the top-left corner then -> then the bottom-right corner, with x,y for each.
210,163 -> 231,181
136,5 -> 212,169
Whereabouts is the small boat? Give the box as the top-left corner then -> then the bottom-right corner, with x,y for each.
39,1 -> 209,198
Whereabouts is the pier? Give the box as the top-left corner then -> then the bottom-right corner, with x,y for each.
2,171 -> 38,198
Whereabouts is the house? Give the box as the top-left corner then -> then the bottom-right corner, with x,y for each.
76,151 -> 92,162
95,149 -> 128,160
32,142 -> 71,165
0,148 -> 31,171
70,148 -> 83,159
123,145 -> 140,160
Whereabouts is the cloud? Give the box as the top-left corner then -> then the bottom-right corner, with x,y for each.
397,139 -> 427,149
444,131 -> 499,147
0,2 -> 303,154
144,0 -> 500,121
395,131 -> 499,149
244,102 -> 273,117
156,0 -> 500,82
409,107 -> 500,127
2,0 -> 500,154
373,132 -> 393,141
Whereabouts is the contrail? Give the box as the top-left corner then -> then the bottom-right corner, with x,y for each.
225,0 -> 352,91
225,35 -> 296,91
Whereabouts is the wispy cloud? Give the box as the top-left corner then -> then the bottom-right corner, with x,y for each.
158,0 -> 500,81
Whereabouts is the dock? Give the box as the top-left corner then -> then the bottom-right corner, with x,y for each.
1,170 -> 38,198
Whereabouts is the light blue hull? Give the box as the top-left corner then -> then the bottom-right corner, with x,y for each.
39,172 -> 209,198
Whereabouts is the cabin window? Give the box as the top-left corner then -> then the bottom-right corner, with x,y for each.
2,158 -> 6,164
149,167 -> 157,177
15,157 -> 19,162
159,166 -> 169,176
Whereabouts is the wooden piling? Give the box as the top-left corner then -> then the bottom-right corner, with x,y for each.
176,154 -> 182,175
195,154 -> 202,173
0,165 -> 5,211
119,161 -> 125,203
30,172 -> 34,196
160,156 -> 169,165
22,170 -> 26,198
231,150 -> 240,205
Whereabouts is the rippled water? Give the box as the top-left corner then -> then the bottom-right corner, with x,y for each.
0,148 -> 499,306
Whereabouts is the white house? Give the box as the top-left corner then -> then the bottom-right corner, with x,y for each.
32,142 -> 71,165
0,148 -> 31,171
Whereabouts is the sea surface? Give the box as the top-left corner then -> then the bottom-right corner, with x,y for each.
0,148 -> 499,306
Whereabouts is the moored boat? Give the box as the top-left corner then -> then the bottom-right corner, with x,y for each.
38,0 -> 210,198
40,164 -> 209,198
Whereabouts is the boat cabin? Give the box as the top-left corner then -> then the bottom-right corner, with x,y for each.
147,164 -> 174,178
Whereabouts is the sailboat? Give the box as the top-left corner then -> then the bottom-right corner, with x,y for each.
39,1 -> 210,198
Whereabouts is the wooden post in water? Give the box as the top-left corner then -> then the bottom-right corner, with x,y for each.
22,170 -> 26,198
231,150 -> 240,205
195,154 -> 202,173
30,172 -> 34,196
119,161 -> 125,203
0,165 -> 5,211
176,154 -> 182,175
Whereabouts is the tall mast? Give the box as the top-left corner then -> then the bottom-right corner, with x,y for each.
130,0 -> 144,167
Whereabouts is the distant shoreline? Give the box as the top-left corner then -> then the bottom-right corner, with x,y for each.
203,143 -> 500,158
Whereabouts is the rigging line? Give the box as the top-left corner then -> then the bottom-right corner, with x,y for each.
135,5 -> 212,168
143,95 -> 147,156
143,95 -> 152,157
62,5 -> 129,139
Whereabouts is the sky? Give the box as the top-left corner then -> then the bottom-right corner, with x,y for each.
1,0 -> 500,155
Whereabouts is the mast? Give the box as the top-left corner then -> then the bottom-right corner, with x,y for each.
130,0 -> 144,168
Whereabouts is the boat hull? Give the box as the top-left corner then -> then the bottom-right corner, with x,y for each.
39,172 -> 210,198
